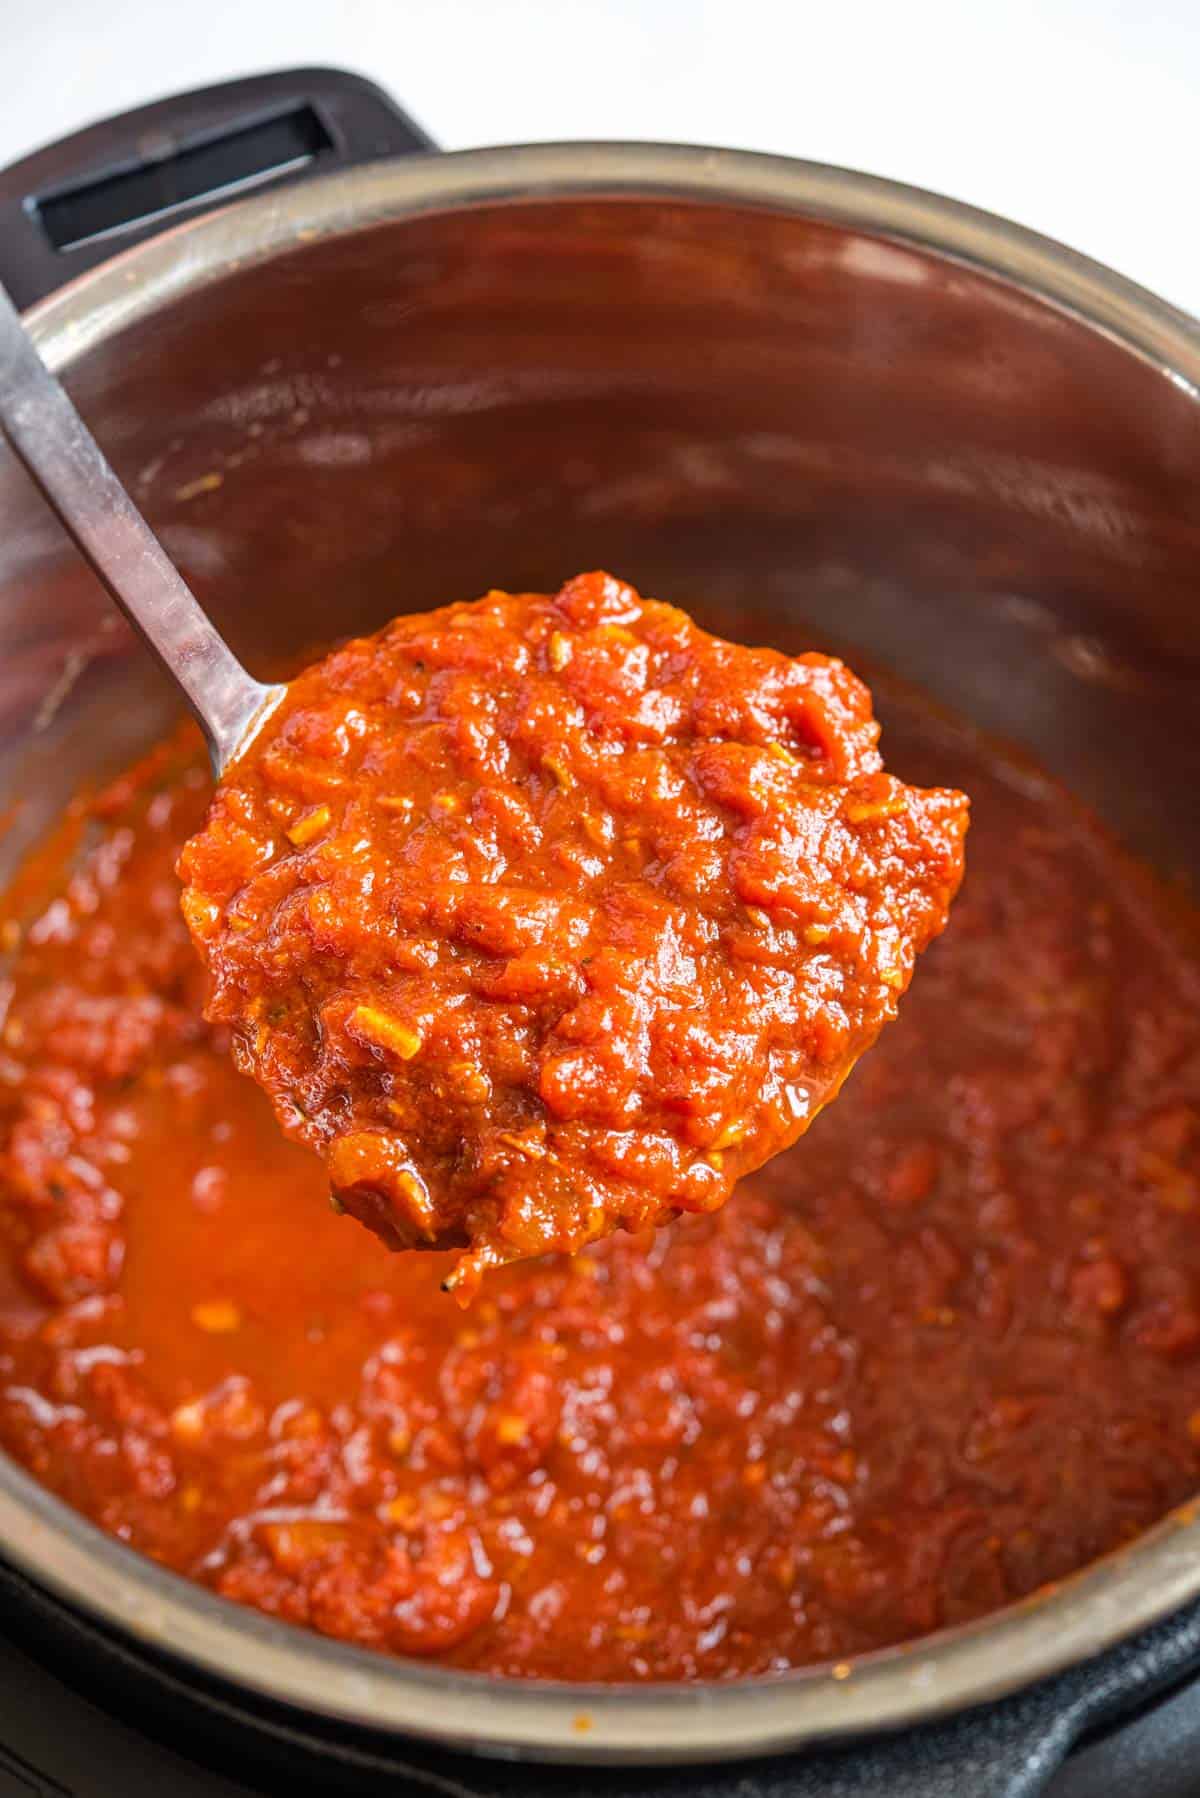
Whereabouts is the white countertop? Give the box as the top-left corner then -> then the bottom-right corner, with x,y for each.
4,0 -> 1199,315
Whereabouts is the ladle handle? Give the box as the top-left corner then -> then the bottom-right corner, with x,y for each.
0,278 -> 276,774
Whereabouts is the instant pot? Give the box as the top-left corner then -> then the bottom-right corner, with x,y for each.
1,65 -> 1199,1798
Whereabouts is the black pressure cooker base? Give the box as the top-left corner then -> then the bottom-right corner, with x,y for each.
4,1558 -> 1200,1798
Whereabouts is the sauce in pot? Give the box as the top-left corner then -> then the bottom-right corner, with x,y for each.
0,671 -> 1198,1681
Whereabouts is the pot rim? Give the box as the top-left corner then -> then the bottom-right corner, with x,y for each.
6,139 -> 1200,1764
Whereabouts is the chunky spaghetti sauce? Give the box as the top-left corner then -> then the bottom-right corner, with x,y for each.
178,573 -> 967,1295
1,656 -> 1198,1682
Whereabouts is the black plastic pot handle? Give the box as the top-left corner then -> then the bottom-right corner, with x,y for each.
0,66 -> 435,310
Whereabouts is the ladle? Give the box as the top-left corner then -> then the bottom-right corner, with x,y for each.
0,278 -> 282,775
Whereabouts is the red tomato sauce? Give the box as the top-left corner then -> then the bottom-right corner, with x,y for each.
1,675 -> 1198,1682
178,573 -> 966,1296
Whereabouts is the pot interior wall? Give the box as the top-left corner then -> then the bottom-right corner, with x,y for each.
1,196 -> 1198,885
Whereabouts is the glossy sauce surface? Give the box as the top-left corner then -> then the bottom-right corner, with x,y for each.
179,573 -> 966,1294
1,701 -> 1198,1681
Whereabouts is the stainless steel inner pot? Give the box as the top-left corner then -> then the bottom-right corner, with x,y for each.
1,141 -> 1199,1766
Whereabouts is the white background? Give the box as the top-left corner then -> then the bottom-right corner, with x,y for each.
3,0 -> 1199,314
